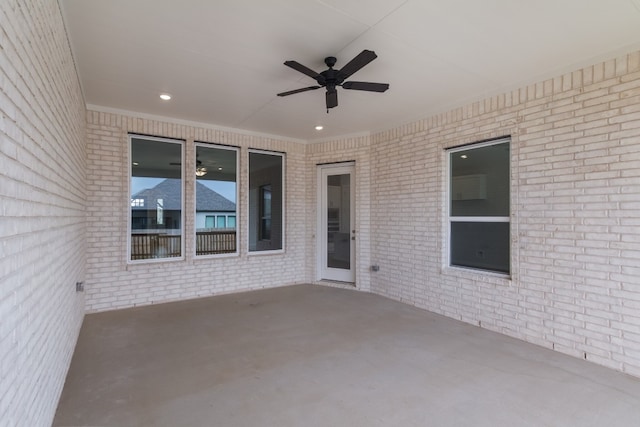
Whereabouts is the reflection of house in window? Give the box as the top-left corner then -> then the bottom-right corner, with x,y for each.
204,214 -> 236,229
194,182 -> 236,230
259,184 -> 271,240
131,179 -> 236,231
131,179 -> 181,231
195,182 -> 237,256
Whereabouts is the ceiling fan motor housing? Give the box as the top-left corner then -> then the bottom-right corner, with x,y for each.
319,62 -> 344,88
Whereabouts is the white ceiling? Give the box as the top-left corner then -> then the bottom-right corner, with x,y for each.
60,0 -> 640,141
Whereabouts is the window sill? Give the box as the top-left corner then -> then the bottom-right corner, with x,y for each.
247,249 -> 285,256
194,252 -> 239,260
127,256 -> 185,266
444,265 -> 512,284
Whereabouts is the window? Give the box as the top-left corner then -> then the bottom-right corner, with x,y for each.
129,135 -> 184,261
195,144 -> 238,256
448,138 -> 510,274
205,215 -> 235,230
249,150 -> 284,252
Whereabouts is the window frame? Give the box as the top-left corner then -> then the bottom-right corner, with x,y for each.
446,137 -> 511,276
247,149 -> 285,255
127,134 -> 185,264
193,142 -> 240,259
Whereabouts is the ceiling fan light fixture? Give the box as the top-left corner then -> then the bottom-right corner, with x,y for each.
195,166 -> 207,177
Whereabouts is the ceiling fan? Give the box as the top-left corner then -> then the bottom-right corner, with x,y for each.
169,158 -> 202,167
277,49 -> 389,111
170,156 -> 208,176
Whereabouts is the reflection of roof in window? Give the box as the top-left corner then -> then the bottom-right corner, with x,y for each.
132,179 -> 235,211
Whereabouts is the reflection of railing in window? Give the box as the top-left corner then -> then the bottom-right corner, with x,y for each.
259,185 -> 272,240
196,230 -> 236,255
131,231 -> 237,259
131,234 -> 181,260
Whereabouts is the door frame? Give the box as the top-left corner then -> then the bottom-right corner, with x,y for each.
316,162 -> 355,283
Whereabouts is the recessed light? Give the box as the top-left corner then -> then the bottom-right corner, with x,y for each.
315,125 -> 323,131
218,167 -> 223,171
160,93 -> 171,101
460,155 -> 468,159
132,162 -> 139,166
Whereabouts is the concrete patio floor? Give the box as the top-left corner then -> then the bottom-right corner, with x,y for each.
54,284 -> 640,426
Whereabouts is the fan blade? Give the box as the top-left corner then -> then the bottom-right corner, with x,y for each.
342,81 -> 389,92
326,89 -> 338,109
284,61 -> 325,84
277,86 -> 321,97
337,50 -> 377,80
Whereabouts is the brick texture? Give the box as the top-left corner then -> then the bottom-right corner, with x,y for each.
0,1 -> 86,426
84,111 -> 307,312
369,52 -> 640,376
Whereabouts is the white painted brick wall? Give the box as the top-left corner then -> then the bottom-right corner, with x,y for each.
3,2 -> 640,423
0,1 -> 86,426
369,51 -> 640,376
84,110 -> 307,312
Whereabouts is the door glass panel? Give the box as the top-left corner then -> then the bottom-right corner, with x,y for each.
327,174 -> 350,269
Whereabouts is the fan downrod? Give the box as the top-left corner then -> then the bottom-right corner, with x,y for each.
324,56 -> 337,68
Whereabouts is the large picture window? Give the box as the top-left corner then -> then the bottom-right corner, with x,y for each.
249,150 -> 284,252
448,138 -> 510,274
129,135 -> 184,261
195,144 -> 238,256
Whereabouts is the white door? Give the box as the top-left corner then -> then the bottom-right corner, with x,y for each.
318,163 -> 355,282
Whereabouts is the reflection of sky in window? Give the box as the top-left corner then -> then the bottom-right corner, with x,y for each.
131,177 -> 163,195
201,181 -> 236,202
131,177 -> 236,203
